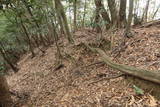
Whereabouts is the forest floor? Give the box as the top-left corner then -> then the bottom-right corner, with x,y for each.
6,26 -> 160,107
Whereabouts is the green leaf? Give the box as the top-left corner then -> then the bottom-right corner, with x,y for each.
133,85 -> 144,95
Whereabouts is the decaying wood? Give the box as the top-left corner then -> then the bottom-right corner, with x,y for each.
84,43 -> 160,85
141,19 -> 160,28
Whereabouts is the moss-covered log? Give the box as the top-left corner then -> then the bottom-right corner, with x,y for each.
85,44 -> 160,85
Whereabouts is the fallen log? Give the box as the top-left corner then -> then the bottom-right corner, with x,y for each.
140,19 -> 160,28
84,43 -> 160,85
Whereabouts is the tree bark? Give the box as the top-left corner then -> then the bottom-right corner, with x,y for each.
107,0 -> 117,25
119,0 -> 127,27
54,0 -> 74,43
124,0 -> 134,38
94,0 -> 111,29
19,16 -> 36,58
51,18 -> 62,64
22,0 -> 47,47
73,0 -> 77,31
0,43 -> 19,73
82,0 -> 87,27
142,0 -> 150,22
94,8 -> 101,33
152,4 -> 160,20
0,75 -> 12,107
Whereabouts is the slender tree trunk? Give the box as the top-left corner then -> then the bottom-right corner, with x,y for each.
134,0 -> 139,15
0,43 -> 19,73
0,75 -> 12,107
51,18 -> 62,64
22,0 -> 47,46
94,8 -> 101,33
19,16 -> 36,58
107,0 -> 117,25
52,6 -> 65,34
144,0 -> 150,22
82,0 -> 87,27
94,0 -> 111,30
119,0 -> 127,27
41,8 -> 53,45
73,0 -> 77,31
152,5 -> 160,20
124,0 -> 134,38
54,0 -> 74,43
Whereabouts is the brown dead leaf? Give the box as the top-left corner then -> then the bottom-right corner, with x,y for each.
129,95 -> 135,105
147,94 -> 157,107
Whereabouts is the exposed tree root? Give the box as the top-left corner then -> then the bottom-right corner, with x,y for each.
84,43 -> 160,85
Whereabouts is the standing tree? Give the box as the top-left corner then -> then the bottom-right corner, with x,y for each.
142,0 -> 150,22
19,16 -> 36,58
119,0 -> 127,27
94,0 -> 111,30
152,4 -> 160,20
73,0 -> 77,31
82,0 -> 87,27
107,0 -> 117,25
0,42 -> 19,73
54,0 -> 74,43
124,0 -> 134,38
94,6 -> 101,33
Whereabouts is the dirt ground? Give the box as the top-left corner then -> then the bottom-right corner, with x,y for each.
7,27 -> 160,107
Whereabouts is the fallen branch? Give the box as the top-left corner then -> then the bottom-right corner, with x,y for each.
89,73 -> 125,85
53,64 -> 65,71
84,43 -> 160,85
140,19 -> 160,28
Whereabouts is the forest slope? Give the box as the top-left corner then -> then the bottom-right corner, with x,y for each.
7,27 -> 160,107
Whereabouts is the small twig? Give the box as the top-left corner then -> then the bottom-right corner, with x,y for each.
53,64 -> 65,71
88,73 -> 125,85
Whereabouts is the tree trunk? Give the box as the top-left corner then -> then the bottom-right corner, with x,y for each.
94,8 -> 101,33
19,16 -> 36,58
53,6 -> 65,34
152,4 -> 160,20
119,0 -> 127,27
107,0 -> 117,25
0,43 -> 19,73
124,0 -> 134,38
94,0 -> 111,30
22,0 -> 47,47
54,0 -> 74,43
143,0 -> 150,22
73,0 -> 77,31
82,0 -> 87,27
51,18 -> 62,64
0,75 -> 12,107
